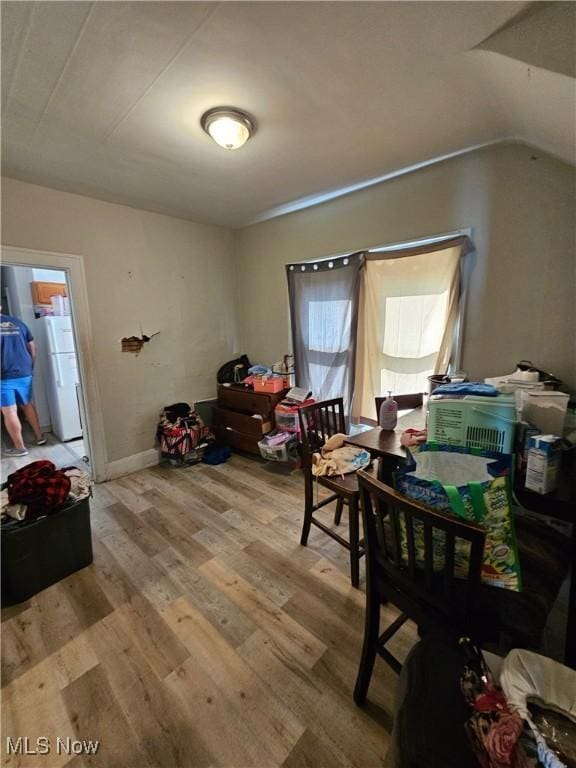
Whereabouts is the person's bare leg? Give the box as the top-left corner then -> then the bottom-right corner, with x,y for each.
1,406 -> 26,450
20,402 -> 43,442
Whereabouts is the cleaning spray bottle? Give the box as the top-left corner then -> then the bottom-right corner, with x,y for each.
379,391 -> 398,430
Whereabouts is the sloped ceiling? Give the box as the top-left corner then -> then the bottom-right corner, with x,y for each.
1,1 -> 574,228
475,1 -> 576,78
469,1 -> 576,166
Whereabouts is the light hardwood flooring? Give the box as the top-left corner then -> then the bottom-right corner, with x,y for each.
1,455 -> 417,768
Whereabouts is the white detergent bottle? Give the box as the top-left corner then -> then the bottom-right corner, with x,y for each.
379,391 -> 398,430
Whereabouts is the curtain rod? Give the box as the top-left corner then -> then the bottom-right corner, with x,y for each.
368,228 -> 472,253
286,229 -> 473,267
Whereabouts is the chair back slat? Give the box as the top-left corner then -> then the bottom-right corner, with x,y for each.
389,508 -> 403,568
404,514 -> 417,579
298,397 -> 347,471
443,532 -> 456,600
423,521 -> 434,591
358,466 -> 486,634
465,538 -> 485,619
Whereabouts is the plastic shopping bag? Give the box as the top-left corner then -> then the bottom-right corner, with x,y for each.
394,444 -> 521,591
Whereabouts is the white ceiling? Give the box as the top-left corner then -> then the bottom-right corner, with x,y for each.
1,1 -> 574,228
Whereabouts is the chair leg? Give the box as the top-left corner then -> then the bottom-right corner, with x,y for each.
349,497 -> 360,588
354,587 -> 381,705
334,497 -> 344,526
300,478 -> 314,546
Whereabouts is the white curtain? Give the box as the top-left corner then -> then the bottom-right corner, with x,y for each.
352,241 -> 465,421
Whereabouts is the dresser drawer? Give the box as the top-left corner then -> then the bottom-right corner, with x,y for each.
212,407 -> 272,436
217,385 -> 286,416
213,426 -> 261,455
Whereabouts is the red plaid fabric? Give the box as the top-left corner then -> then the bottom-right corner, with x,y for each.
7,460 -> 71,515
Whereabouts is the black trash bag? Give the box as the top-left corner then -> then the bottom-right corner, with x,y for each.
217,354 -> 252,384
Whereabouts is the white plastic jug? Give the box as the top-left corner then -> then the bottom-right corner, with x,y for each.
379,392 -> 398,430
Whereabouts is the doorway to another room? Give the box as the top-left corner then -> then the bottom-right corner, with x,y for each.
1,264 -> 90,482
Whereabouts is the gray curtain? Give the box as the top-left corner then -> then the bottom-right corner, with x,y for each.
286,252 -> 363,415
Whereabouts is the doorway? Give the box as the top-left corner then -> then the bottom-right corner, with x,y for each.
1,264 -> 88,481
1,246 -> 106,482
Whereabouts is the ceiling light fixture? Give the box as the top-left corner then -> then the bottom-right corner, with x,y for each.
200,106 -> 256,150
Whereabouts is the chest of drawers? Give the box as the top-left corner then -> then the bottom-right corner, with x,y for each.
212,384 -> 288,455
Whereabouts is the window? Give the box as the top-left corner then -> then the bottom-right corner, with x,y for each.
287,236 -> 470,420
353,239 -> 466,421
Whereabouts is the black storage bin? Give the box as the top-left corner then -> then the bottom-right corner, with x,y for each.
1,496 -> 93,605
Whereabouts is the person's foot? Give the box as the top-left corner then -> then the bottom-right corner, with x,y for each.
36,436 -> 47,446
3,447 -> 29,457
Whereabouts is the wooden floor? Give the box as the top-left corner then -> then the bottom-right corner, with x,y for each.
1,454 -> 417,768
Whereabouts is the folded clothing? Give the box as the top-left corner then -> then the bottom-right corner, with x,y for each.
261,430 -> 293,446
312,433 -> 371,477
248,365 -> 272,375
432,382 -> 498,397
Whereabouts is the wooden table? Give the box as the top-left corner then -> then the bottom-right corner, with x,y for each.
347,407 -> 426,464
346,407 -> 576,668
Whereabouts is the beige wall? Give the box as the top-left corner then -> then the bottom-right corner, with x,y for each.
2,141 -> 574,469
1,178 -> 237,464
235,141 -> 576,391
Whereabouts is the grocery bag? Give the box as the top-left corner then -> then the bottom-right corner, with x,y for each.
394,443 -> 521,591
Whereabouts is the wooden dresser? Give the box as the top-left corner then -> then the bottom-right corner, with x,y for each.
212,384 -> 288,455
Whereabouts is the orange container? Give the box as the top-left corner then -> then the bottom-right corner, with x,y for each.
253,376 -> 285,393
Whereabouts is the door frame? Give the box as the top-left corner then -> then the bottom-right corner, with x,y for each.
1,245 -> 107,481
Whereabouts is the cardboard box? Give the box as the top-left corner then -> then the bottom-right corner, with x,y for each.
525,434 -> 561,494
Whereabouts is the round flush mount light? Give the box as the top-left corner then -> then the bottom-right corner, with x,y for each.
200,106 -> 256,150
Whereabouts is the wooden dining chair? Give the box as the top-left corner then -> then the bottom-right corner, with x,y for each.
298,397 -> 369,588
374,392 -> 424,421
354,466 -> 575,703
353,466 -> 486,704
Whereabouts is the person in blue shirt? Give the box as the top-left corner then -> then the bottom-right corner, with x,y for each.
1,309 -> 46,456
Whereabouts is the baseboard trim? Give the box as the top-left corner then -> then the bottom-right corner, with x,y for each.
104,448 -> 159,480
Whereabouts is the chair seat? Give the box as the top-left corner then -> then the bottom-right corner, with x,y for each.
317,462 -> 378,499
316,473 -> 359,499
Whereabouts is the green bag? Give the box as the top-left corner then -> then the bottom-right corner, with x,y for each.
394,444 -> 521,591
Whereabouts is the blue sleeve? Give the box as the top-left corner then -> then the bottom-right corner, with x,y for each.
23,323 -> 33,343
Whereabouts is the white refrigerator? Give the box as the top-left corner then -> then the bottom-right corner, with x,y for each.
43,316 -> 83,441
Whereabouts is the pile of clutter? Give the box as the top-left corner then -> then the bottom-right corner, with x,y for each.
258,430 -> 299,462
217,354 -> 295,393
156,402 -> 230,466
1,460 -> 92,526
